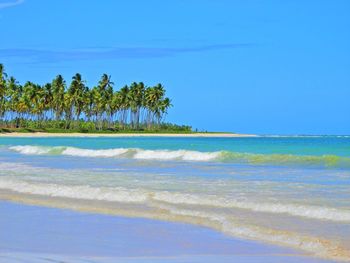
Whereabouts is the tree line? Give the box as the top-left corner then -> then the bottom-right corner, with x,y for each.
0,63 -> 180,131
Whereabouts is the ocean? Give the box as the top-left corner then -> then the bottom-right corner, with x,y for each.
0,136 -> 349,261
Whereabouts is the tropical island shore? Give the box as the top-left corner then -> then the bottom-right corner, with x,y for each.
0,131 -> 256,138
0,64 -> 257,139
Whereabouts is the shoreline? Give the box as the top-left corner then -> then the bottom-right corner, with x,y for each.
0,190 -> 346,262
0,200 -> 335,263
0,132 -> 257,138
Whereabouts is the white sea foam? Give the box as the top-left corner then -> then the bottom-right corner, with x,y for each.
9,145 -> 53,155
152,191 -> 350,222
1,175 -> 349,223
9,145 -> 350,168
62,147 -> 129,158
153,203 -> 349,261
0,179 -> 148,203
133,149 -> 220,161
9,145 -> 221,162
1,178 -> 349,260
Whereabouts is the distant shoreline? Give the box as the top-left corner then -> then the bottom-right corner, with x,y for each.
0,132 -> 256,138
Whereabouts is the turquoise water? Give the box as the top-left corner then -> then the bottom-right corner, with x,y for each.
1,136 -> 350,168
1,136 -> 350,155
0,136 -> 349,261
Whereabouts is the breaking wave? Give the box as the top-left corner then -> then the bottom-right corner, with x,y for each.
0,179 -> 148,203
8,145 -> 350,167
8,145 -> 222,161
1,178 -> 349,260
1,178 -> 350,223
154,204 -> 350,261
152,192 -> 350,222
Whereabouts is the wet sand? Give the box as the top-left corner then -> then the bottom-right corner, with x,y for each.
0,201 -> 337,263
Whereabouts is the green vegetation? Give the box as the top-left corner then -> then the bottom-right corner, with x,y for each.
0,63 -> 192,133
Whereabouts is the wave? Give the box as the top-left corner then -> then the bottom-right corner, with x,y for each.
9,145 -> 221,162
221,152 -> 350,168
155,203 -> 349,261
0,178 -> 149,203
1,178 -> 349,260
8,145 -> 350,167
152,192 -> 350,222
133,149 -> 220,161
1,178 -> 349,223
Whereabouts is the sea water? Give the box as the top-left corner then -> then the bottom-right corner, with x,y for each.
0,136 -> 349,261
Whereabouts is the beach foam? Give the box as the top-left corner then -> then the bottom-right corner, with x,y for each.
9,145 -> 221,162
1,173 -> 350,261
1,177 -> 349,223
152,192 -> 350,222
133,149 -> 221,161
155,203 -> 349,261
62,147 -> 130,158
0,179 -> 148,203
8,145 -> 350,167
1,180 -> 348,261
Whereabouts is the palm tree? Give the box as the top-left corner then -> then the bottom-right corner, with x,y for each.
29,83 -> 46,125
159,97 -> 172,124
5,77 -> 20,127
128,82 -> 145,128
16,83 -> 29,122
63,92 -> 73,129
110,90 -> 122,127
118,85 -> 130,127
51,75 -> 66,121
43,83 -> 53,120
97,74 -> 114,128
22,81 -> 37,120
144,84 -> 166,126
0,63 -> 174,131
83,88 -> 94,122
90,86 -> 102,128
67,73 -> 87,128
0,64 -> 7,123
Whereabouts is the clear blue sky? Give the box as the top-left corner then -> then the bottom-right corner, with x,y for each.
0,0 -> 349,134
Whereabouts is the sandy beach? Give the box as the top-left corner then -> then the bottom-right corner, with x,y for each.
0,201 -> 337,263
0,132 -> 256,138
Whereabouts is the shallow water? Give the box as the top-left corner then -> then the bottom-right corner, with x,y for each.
0,136 -> 349,261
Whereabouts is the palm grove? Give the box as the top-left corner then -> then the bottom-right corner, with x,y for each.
0,64 -> 189,132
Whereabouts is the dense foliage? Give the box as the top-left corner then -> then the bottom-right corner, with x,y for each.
0,64 -> 189,132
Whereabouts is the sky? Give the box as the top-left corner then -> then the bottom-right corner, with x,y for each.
0,0 -> 349,135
